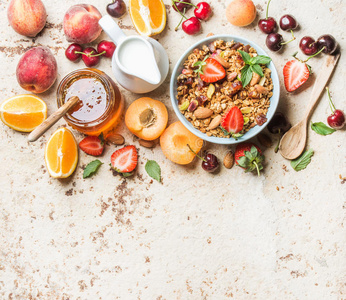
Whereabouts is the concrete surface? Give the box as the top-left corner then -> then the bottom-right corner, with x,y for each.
0,0 -> 345,299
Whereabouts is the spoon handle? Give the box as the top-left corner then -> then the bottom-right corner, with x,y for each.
303,53 -> 340,121
28,96 -> 80,142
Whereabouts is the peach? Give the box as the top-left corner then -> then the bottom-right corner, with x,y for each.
63,4 -> 102,44
16,46 -> 58,94
226,0 -> 257,27
125,97 -> 168,141
160,121 -> 203,165
7,0 -> 47,37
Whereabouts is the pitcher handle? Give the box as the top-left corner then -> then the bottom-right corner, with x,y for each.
99,15 -> 126,45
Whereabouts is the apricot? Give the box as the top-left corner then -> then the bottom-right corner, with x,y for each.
7,0 -> 47,37
160,121 -> 203,165
125,97 -> 168,141
63,4 -> 102,44
16,46 -> 58,94
226,0 -> 257,27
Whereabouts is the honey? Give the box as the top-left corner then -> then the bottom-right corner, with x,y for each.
57,68 -> 124,136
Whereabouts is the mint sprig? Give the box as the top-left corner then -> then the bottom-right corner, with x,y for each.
238,50 -> 272,87
145,160 -> 161,182
311,122 -> 336,136
83,160 -> 103,179
290,149 -> 314,171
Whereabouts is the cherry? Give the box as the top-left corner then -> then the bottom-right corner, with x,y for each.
81,47 -> 102,68
107,0 -> 126,18
182,17 -> 201,35
65,43 -> 83,62
326,87 -> 345,129
172,0 -> 192,12
201,153 -> 219,172
299,36 -> 319,56
258,0 -> 277,34
317,34 -> 338,55
97,41 -> 116,58
194,2 -> 212,20
280,14 -> 298,31
266,33 -> 283,51
267,112 -> 291,153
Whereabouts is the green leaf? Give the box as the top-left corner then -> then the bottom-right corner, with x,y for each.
145,160 -> 161,182
241,65 -> 253,88
122,172 -> 134,178
250,64 -> 264,77
311,122 -> 336,136
237,50 -> 251,64
290,149 -> 314,172
251,55 -> 272,65
250,146 -> 258,157
83,160 -> 103,179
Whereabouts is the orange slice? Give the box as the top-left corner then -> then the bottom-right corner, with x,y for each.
0,94 -> 47,132
45,128 -> 78,179
129,0 -> 166,36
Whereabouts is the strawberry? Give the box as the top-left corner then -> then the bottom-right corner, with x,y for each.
194,57 -> 226,83
221,106 -> 244,135
234,143 -> 265,176
110,145 -> 138,176
79,134 -> 104,156
283,59 -> 310,92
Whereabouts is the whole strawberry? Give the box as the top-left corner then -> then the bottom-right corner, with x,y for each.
234,143 -> 265,176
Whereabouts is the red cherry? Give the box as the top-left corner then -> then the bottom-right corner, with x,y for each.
182,17 -> 201,35
97,40 -> 116,58
82,47 -> 101,67
194,2 -> 212,20
258,17 -> 277,34
65,43 -> 83,62
326,87 -> 345,129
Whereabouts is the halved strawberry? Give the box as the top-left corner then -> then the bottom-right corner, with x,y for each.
111,145 -> 138,175
283,59 -> 310,92
79,134 -> 104,156
234,143 -> 264,176
221,106 -> 244,134
194,57 -> 226,83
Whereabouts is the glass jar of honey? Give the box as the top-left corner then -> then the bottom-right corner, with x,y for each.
57,68 -> 124,136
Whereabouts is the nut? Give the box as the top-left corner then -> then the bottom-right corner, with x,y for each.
139,139 -> 156,148
179,100 -> 189,111
194,107 -> 213,119
106,133 -> 125,145
188,100 -> 198,112
250,72 -> 261,86
207,115 -> 222,130
223,151 -> 234,169
227,72 -> 238,82
206,33 -> 214,37
255,85 -> 269,95
207,84 -> 215,99
257,133 -> 272,148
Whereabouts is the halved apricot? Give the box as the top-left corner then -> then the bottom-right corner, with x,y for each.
160,121 -> 203,165
125,97 -> 168,141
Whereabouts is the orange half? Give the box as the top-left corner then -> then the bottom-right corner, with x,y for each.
129,0 -> 166,36
45,128 -> 78,179
0,94 -> 47,132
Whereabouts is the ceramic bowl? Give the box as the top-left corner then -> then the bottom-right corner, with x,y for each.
170,34 -> 280,145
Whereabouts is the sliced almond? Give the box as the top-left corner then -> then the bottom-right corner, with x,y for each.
255,84 -> 269,95
139,139 -> 156,148
250,72 -> 261,86
106,133 -> 125,145
194,107 -> 213,119
223,151 -> 234,169
207,115 -> 222,130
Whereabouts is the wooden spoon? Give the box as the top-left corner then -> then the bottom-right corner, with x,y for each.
279,53 -> 340,160
28,96 -> 80,142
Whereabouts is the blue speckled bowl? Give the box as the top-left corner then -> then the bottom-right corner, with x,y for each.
170,34 -> 280,145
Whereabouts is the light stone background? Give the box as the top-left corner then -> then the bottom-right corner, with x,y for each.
0,0 -> 345,299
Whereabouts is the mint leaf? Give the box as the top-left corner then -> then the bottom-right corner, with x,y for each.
145,160 -> 161,182
311,122 -> 336,136
83,160 -> 103,179
241,65 -> 253,87
251,64 -> 264,77
251,55 -> 272,65
238,50 -> 251,64
290,149 -> 314,171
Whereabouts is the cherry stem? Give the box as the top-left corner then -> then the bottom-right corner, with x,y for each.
75,51 -> 105,58
326,87 -> 336,113
174,0 -> 197,8
266,0 -> 272,19
175,8 -> 186,31
253,161 -> 261,177
187,144 -> 206,162
274,129 -> 281,153
304,46 -> 324,62
172,1 -> 188,19
281,30 -> 296,45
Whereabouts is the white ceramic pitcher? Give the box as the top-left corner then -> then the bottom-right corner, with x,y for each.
99,15 -> 169,94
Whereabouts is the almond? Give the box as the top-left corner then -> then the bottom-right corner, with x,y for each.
255,84 -> 269,95
223,151 -> 234,169
250,72 -> 261,86
194,107 -> 213,119
106,133 -> 125,145
206,33 -> 214,37
207,115 -> 222,130
227,72 -> 238,82
139,139 -> 156,148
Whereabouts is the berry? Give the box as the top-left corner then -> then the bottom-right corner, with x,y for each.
267,112 -> 291,134
194,57 -> 226,83
111,145 -> 138,175
280,14 -> 298,31
326,87 -> 345,129
194,2 -> 212,21
221,106 -> 244,134
201,153 -> 219,172
182,17 -> 201,35
107,0 -> 126,18
172,0 -> 192,12
79,135 -> 105,156
234,143 -> 265,176
65,43 -> 83,62
317,34 -> 338,55
299,36 -> 318,56
258,0 -> 277,34
266,33 -> 283,52
283,59 -> 310,92
97,40 -> 116,58
82,47 -> 101,67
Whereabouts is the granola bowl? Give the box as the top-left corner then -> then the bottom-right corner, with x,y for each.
170,35 -> 280,145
